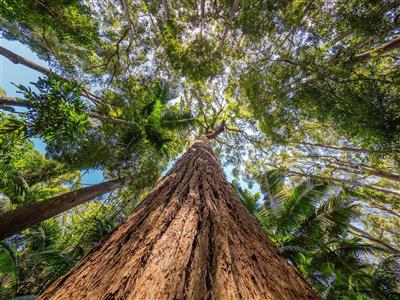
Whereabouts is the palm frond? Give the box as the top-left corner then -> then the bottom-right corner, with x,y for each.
0,162 -> 28,197
159,110 -> 194,130
231,181 -> 260,215
257,169 -> 286,207
275,180 -> 327,235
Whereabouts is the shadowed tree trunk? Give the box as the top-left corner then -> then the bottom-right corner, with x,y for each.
0,179 -> 123,240
39,138 -> 319,299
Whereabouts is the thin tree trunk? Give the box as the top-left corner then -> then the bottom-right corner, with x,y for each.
0,45 -> 51,75
354,35 -> 400,62
288,170 -> 400,196
39,139 -> 319,299
332,163 -> 400,183
367,199 -> 400,218
162,0 -> 170,20
0,179 -> 123,240
349,225 -> 400,254
216,0 -> 240,52
296,141 -> 370,153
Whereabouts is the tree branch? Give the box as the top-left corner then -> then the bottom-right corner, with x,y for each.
205,121 -> 225,140
288,169 -> 400,197
295,141 -> 370,153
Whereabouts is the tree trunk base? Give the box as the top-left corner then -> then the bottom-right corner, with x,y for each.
39,140 -> 320,300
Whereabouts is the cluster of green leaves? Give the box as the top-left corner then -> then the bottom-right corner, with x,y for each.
0,122 -> 124,299
161,23 -> 223,81
5,77 -> 89,143
1,0 -> 400,298
0,117 -> 77,209
0,0 -> 98,45
233,170 -> 400,299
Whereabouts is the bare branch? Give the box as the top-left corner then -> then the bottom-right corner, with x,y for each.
288,169 -> 400,197
294,141 -> 370,153
349,224 -> 400,254
162,0 -> 170,20
205,121 -> 225,140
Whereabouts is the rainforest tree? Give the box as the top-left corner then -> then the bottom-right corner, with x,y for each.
0,0 -> 399,299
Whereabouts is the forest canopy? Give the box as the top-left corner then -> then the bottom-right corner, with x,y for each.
0,0 -> 399,299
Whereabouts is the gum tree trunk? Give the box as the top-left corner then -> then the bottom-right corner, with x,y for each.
0,179 -> 123,240
39,139 -> 320,299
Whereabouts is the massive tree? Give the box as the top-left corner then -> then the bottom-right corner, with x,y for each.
39,136 -> 319,299
1,0 -> 400,298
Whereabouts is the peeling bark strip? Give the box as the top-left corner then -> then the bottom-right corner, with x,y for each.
39,139 -> 320,300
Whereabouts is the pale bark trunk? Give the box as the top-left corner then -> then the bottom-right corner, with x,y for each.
216,0 -> 240,52
39,139 -> 319,299
289,170 -> 400,197
354,35 -> 400,62
0,46 -> 102,105
296,141 -> 370,153
0,45 -> 51,75
349,225 -> 400,254
0,179 -> 123,240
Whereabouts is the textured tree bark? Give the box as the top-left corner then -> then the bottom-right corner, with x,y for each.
0,179 -> 123,240
39,139 -> 319,300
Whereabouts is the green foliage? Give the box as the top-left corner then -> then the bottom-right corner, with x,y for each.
0,0 -> 99,73
1,0 -> 399,298
241,1 -> 400,162
5,77 -> 90,143
234,171 -> 399,298
0,117 -> 78,209
0,203 -> 118,298
0,0 -> 98,46
161,23 -> 223,80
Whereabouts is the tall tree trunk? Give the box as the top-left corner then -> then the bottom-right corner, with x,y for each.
289,170 -> 400,197
39,139 -> 319,299
295,141 -> 370,153
0,179 -> 123,240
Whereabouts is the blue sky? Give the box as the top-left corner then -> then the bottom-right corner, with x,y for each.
0,38 -> 104,185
